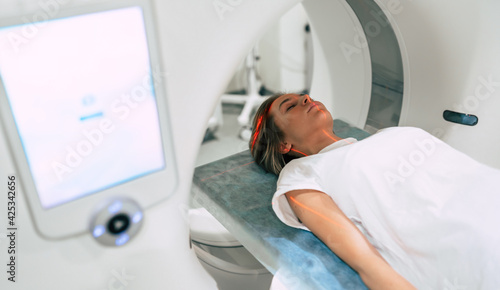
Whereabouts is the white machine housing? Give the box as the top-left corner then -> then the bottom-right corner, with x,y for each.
0,0 -> 499,289
0,0 -> 179,239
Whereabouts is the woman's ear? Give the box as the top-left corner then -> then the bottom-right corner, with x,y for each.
279,142 -> 292,154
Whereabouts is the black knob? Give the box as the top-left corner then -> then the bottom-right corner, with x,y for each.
107,213 -> 130,235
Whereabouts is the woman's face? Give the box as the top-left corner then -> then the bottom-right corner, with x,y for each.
269,94 -> 333,147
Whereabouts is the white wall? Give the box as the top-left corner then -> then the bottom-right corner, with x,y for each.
226,4 -> 310,94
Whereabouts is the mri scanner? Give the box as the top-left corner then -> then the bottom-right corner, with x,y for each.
0,0 -> 499,289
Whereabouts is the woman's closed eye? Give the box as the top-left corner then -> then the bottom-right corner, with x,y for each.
286,104 -> 296,112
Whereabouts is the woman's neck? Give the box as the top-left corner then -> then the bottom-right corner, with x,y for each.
291,130 -> 343,156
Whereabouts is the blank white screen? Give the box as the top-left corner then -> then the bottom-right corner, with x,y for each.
0,6 -> 165,208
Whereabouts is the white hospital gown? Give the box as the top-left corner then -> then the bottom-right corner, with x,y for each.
272,126 -> 500,289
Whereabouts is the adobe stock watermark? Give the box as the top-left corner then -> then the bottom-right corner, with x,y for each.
452,74 -> 500,113
430,74 -> 499,140
340,0 -> 411,63
50,65 -> 167,182
213,0 -> 244,21
7,0 -> 74,53
384,136 -> 441,185
101,267 -> 135,290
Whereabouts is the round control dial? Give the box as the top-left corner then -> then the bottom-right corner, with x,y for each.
90,198 -> 143,247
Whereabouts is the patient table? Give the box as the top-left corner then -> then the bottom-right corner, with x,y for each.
191,120 -> 371,289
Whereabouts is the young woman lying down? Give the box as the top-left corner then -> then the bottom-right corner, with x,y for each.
249,92 -> 500,289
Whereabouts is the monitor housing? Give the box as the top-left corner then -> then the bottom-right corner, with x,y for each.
0,0 -> 177,239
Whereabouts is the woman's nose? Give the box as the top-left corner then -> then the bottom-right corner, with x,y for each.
302,94 -> 310,105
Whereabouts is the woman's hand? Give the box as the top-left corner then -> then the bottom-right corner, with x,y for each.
285,189 -> 415,290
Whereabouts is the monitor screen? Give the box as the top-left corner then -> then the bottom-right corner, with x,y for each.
0,6 -> 165,209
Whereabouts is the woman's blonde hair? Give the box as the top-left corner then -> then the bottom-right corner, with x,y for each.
249,92 -> 297,175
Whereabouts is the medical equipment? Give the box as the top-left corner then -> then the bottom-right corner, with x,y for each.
221,47 -> 269,140
0,0 -> 217,289
0,2 -> 177,240
0,0 -> 499,289
190,207 -> 273,290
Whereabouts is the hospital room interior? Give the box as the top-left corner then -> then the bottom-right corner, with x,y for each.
0,0 -> 499,289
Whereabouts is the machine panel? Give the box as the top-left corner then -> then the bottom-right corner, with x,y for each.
0,0 -> 178,239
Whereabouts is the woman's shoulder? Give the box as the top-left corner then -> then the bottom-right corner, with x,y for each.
282,155 -> 316,171
279,154 -> 325,178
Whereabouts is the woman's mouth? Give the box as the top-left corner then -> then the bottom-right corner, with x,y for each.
308,102 -> 318,113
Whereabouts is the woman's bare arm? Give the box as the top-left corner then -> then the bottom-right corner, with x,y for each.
285,189 -> 415,290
